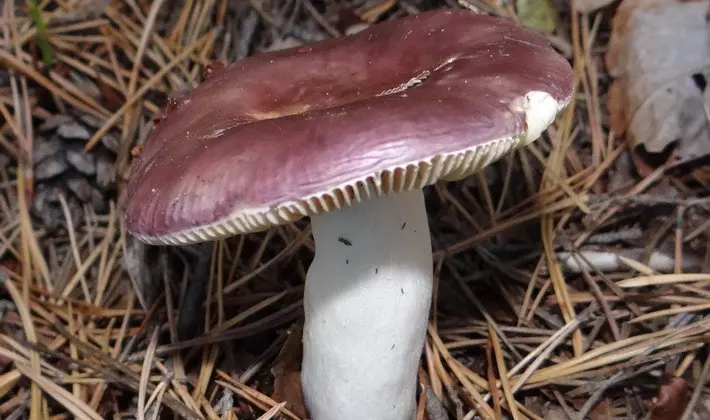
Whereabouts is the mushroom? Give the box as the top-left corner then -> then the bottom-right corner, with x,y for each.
124,9 -> 574,420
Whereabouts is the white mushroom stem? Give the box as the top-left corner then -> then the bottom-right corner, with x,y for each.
302,188 -> 433,420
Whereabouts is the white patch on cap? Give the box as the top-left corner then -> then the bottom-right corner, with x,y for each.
517,90 -> 569,145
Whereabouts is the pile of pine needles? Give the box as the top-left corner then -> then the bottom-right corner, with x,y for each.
1,0 -> 709,419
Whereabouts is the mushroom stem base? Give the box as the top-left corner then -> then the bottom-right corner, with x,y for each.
302,189 -> 433,420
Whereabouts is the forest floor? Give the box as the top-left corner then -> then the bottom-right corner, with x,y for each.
1,0 -> 710,419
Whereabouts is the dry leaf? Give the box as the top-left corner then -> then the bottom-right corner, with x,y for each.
96,78 -> 125,112
271,326 -> 309,419
53,0 -> 110,23
588,400 -> 613,420
0,257 -> 21,276
650,375 -> 689,420
541,406 -> 571,420
569,398 -> 614,420
606,0 -> 710,161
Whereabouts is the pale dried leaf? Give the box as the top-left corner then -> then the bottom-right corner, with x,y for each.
607,0 -> 710,160
53,0 -> 110,23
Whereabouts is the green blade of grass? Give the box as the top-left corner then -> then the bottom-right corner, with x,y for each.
27,0 -> 53,67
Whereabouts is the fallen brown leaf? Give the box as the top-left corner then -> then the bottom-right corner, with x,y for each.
589,400 -> 613,420
271,326 -> 308,419
569,397 -> 614,420
650,375 -> 690,420
96,78 -> 124,112
0,257 -> 22,276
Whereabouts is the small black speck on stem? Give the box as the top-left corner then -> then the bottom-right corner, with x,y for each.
400,222 -> 406,229
338,236 -> 352,246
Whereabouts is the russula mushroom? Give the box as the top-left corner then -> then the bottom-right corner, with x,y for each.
124,9 -> 574,420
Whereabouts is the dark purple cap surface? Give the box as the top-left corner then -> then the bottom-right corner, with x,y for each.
124,9 -> 574,245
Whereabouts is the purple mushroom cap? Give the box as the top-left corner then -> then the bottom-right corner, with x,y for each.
124,9 -> 574,245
